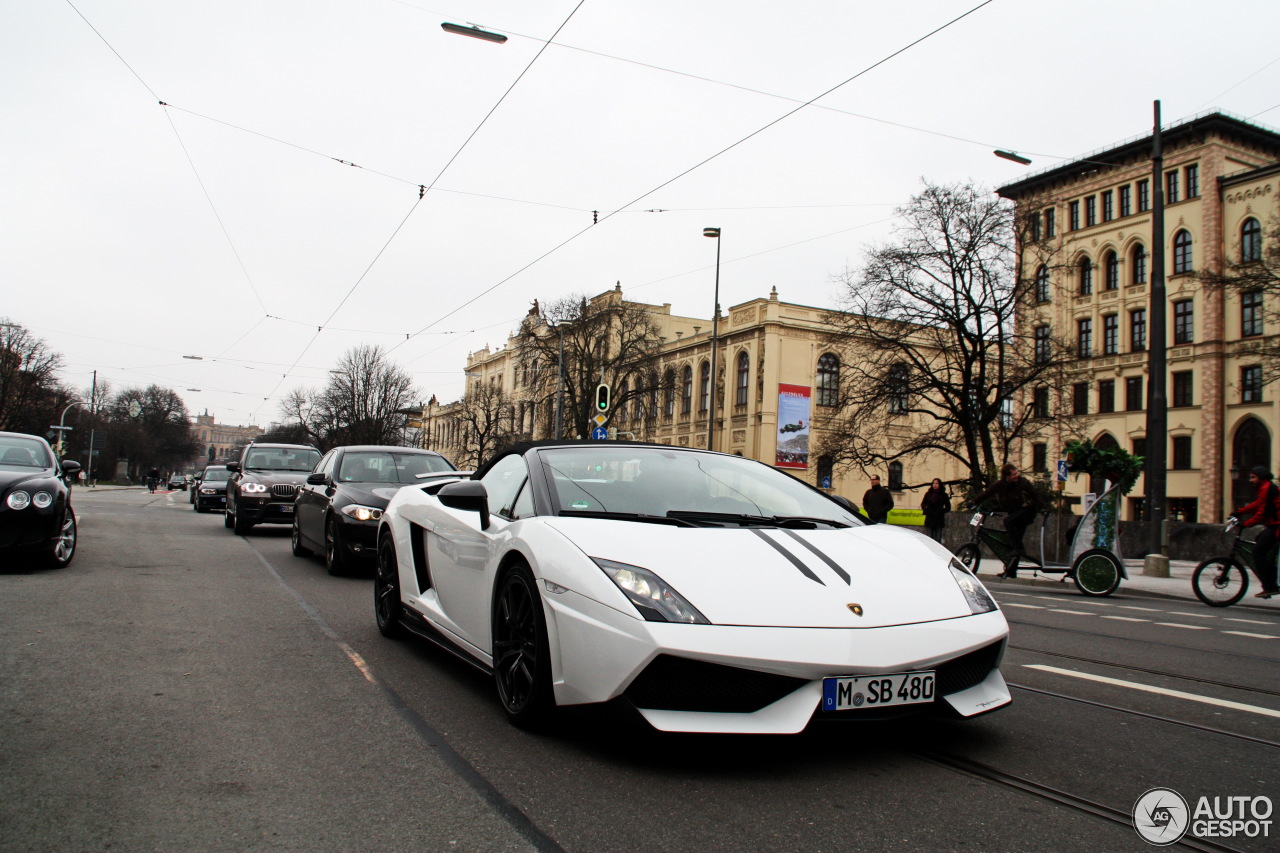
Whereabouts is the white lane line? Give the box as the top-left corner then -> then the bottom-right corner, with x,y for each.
1155,622 -> 1212,630
1222,631 -> 1279,640
1050,609 -> 1096,616
1101,615 -> 1150,622
1118,605 -> 1163,612
1003,603 -> 1045,609
1226,618 -> 1275,625
1024,665 -> 1280,719
1167,612 -> 1216,619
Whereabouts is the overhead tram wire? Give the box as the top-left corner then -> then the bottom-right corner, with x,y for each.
390,0 -> 998,355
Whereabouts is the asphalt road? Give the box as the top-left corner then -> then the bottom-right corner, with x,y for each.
2,488 -> 1277,853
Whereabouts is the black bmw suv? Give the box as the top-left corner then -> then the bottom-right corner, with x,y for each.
225,443 -> 321,535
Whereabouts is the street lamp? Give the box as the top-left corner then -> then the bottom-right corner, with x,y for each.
994,150 -> 1033,165
183,355 -> 203,360
441,22 -> 508,43
53,401 -> 83,458
703,227 -> 722,453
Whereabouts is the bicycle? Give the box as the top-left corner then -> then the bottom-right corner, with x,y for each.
1191,517 -> 1274,606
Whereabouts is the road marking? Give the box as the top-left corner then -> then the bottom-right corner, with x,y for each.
1154,622 -> 1212,630
1024,665 -> 1280,719
1167,611 -> 1216,619
1222,631 -> 1279,640
1117,605 -> 1163,612
1003,603 -> 1045,609
1050,609 -> 1095,615
1226,618 -> 1275,625
1101,615 -> 1149,622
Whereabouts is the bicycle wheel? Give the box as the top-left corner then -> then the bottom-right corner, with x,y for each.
1191,557 -> 1248,607
1072,548 -> 1122,597
954,543 -> 981,573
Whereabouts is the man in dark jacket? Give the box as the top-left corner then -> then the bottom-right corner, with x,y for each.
862,475 -> 894,523
971,463 -> 1044,577
1232,466 -> 1280,599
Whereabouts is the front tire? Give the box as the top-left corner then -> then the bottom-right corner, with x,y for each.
291,516 -> 313,557
233,506 -> 253,535
954,543 -> 981,573
374,532 -> 407,639
224,505 -> 235,528
1072,548 -> 1122,596
325,516 -> 347,576
492,563 -> 554,729
1192,557 -> 1248,607
44,506 -> 77,568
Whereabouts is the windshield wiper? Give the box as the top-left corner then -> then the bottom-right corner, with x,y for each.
665,511 -> 849,529
558,509 -> 697,527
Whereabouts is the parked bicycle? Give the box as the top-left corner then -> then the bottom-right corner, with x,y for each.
1192,517 -> 1273,606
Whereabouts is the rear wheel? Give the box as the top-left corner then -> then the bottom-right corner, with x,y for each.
493,563 -> 554,729
953,543 -> 981,573
44,506 -> 77,568
291,516 -> 313,557
374,532 -> 407,639
1072,549 -> 1122,596
1192,557 -> 1248,607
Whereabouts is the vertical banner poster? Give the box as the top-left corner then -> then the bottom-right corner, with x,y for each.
776,384 -> 811,469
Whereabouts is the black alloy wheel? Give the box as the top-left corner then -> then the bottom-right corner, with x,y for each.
224,499 -> 235,528
232,497 -> 253,535
44,506 -> 77,569
291,515 -> 313,557
325,516 -> 347,576
374,533 -> 407,639
492,564 -> 553,728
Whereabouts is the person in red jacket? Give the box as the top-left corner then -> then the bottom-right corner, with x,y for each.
1231,466 -> 1280,599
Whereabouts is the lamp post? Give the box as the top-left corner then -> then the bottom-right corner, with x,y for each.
53,401 -> 82,458
441,22 -> 508,43
1144,100 -> 1170,576
703,227 -> 722,452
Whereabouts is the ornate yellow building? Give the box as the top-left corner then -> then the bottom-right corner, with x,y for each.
997,111 -> 1280,522
190,412 -> 264,465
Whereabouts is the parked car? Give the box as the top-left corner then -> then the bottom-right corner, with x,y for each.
225,443 -> 321,535
0,431 -> 81,568
191,465 -> 231,513
293,446 -> 456,575
168,473 -> 187,491
373,441 -> 1010,733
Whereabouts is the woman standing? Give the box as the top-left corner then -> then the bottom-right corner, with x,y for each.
921,478 -> 950,543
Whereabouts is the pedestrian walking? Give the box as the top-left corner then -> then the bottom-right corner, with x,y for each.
1230,466 -> 1280,599
969,463 -> 1044,577
862,474 -> 894,524
921,478 -> 950,543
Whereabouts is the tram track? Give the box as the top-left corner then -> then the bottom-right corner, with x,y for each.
1004,618 -> 1280,663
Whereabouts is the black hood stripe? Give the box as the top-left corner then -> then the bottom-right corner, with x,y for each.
749,529 -> 825,585
780,529 -> 851,585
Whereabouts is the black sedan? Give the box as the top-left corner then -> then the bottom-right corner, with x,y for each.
293,446 -> 455,575
191,465 -> 231,513
0,431 -> 81,569
168,474 -> 187,491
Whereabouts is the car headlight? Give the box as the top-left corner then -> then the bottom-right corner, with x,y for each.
200,488 -> 216,494
593,558 -> 709,624
241,482 -> 268,494
6,491 -> 31,510
340,504 -> 382,522
949,558 -> 997,614
32,491 -> 53,508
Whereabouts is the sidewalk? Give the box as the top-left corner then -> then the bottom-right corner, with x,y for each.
974,556 -> 1279,611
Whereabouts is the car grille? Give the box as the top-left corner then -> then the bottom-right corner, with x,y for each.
271,484 -> 297,499
935,640 -> 1004,696
624,655 -> 808,713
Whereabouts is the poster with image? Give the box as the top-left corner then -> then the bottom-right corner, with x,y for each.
776,384 -> 811,469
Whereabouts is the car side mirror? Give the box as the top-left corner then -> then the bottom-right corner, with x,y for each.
831,495 -> 854,511
306,472 -> 328,486
438,480 -> 490,530
226,462 -> 241,473
61,460 -> 82,476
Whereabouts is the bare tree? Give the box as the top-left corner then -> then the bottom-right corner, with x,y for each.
279,345 -> 418,449
0,319 -> 68,434
451,377 -> 520,470
514,291 -> 667,440
819,181 -> 1076,491
1200,212 -> 1280,378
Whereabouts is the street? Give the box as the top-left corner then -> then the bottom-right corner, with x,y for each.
3,488 -> 1277,853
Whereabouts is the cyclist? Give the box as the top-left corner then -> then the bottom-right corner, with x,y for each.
970,463 -> 1044,577
1230,466 -> 1280,599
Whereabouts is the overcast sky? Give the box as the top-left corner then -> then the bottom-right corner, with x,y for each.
5,0 -> 1279,428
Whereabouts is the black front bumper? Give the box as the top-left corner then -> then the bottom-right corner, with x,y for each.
235,499 -> 296,525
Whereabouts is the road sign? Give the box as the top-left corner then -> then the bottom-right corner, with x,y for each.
591,426 -> 608,440
1056,460 -> 1068,482
593,414 -> 607,426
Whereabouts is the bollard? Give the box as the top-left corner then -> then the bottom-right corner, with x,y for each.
1143,518 -> 1171,577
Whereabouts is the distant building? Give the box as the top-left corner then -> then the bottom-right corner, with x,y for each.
998,110 -> 1280,522
190,412 -> 264,464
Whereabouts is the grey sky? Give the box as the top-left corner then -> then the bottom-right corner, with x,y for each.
4,0 -> 1278,427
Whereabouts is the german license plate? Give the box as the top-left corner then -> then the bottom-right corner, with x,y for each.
276,504 -> 294,513
822,671 -> 935,711
969,512 -> 983,526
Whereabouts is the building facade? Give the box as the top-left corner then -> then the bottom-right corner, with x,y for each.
190,412 -> 264,465
997,111 -> 1280,522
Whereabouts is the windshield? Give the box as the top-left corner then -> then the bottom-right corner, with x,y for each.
202,468 -> 230,482
337,451 -> 454,484
538,446 -> 862,527
243,447 -> 320,472
0,436 -> 53,469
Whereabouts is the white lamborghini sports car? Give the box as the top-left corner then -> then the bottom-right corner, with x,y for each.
374,441 -> 1010,734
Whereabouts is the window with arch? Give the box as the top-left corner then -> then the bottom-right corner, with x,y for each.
1131,243 -> 1147,284
1079,256 -> 1093,295
1242,217 -> 1262,263
1034,265 -> 1050,303
698,361 -> 710,412
1103,251 -> 1119,291
887,362 -> 910,414
1173,230 -> 1193,274
735,351 -> 749,406
816,353 -> 840,407
888,461 -> 904,491
816,455 -> 833,489
680,366 -> 693,414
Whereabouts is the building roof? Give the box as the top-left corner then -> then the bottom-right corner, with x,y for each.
995,110 -> 1280,200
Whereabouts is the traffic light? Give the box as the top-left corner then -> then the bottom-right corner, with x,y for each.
595,383 -> 610,412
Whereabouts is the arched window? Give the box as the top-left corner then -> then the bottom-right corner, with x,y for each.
680,366 -> 693,414
1242,217 -> 1262,263
1233,418 -> 1272,509
1173,229 -> 1194,274
1103,251 -> 1119,291
735,351 -> 749,406
888,461 -> 904,491
1131,243 -> 1147,285
1034,265 -> 1050,302
1079,256 -> 1093,295
698,361 -> 710,412
816,353 -> 840,407
887,362 -> 910,414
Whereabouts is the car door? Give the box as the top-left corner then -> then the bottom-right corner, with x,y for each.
298,450 -> 336,549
